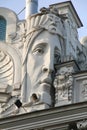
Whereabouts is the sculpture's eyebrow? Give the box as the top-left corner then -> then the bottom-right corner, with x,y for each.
32,40 -> 47,50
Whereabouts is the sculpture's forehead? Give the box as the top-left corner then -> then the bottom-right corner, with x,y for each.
32,30 -> 61,50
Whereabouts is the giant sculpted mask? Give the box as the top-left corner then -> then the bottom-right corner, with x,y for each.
21,9 -> 64,112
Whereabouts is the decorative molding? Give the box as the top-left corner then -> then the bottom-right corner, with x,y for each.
0,101 -> 87,129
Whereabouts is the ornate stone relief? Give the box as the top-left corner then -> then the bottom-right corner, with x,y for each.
0,42 -> 21,117
81,80 -> 87,101
0,50 -> 14,114
0,50 -> 13,85
77,120 -> 87,130
54,66 -> 73,106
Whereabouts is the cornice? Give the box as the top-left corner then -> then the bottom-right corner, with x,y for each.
0,101 -> 87,130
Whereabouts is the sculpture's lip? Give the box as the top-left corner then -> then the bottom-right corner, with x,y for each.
39,77 -> 52,86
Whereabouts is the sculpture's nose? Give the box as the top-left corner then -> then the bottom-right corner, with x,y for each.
42,48 -> 54,75
42,65 -> 54,74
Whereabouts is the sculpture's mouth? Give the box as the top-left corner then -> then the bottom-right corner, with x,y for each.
39,77 -> 52,89
40,78 -> 52,85
40,82 -> 51,88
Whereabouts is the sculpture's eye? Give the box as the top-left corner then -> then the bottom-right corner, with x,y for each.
54,54 -> 60,64
32,44 -> 45,55
34,48 -> 44,54
54,48 -> 61,64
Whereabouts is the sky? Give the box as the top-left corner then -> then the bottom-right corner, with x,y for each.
0,0 -> 87,40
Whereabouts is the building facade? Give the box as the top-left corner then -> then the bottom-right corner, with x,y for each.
0,1 -> 87,130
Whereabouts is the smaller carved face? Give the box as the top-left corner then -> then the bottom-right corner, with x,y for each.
58,67 -> 73,75
58,67 -> 68,75
27,30 -> 61,98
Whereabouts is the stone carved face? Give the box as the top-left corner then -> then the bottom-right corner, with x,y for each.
27,30 -> 61,103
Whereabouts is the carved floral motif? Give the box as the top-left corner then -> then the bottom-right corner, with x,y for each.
54,66 -> 73,106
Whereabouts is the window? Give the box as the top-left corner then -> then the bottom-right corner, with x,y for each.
0,16 -> 6,41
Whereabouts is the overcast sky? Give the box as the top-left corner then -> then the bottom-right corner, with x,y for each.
0,0 -> 87,40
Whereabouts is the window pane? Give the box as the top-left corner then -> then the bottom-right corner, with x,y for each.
0,16 -> 6,41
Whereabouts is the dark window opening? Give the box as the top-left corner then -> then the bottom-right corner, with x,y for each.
0,16 -> 6,41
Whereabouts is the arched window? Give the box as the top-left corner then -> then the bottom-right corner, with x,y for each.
0,16 -> 6,41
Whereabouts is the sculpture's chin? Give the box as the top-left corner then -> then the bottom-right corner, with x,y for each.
40,83 -> 51,93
